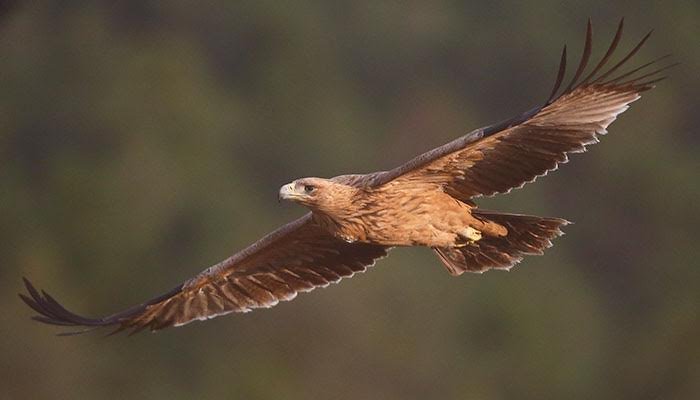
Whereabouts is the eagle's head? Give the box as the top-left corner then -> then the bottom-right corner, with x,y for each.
279,177 -> 356,214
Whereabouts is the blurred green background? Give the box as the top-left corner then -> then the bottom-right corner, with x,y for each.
2,1 -> 698,399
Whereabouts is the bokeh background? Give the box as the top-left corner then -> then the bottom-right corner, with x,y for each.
1,1 -> 698,399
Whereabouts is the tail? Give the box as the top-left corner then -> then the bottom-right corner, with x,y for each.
433,211 -> 570,276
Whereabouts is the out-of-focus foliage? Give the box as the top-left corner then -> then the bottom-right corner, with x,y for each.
2,1 -> 698,399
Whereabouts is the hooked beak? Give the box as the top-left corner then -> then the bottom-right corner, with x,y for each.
278,183 -> 297,202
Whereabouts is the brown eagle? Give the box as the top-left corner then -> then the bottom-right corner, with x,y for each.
21,20 -> 671,335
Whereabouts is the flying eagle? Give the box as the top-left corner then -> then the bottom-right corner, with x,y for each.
21,20 -> 671,335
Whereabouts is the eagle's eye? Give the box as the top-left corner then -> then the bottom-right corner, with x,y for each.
304,185 -> 316,194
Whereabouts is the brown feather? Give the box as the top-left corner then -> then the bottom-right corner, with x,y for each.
21,215 -> 389,334
367,21 -> 671,200
434,212 -> 569,275
20,20 -> 668,336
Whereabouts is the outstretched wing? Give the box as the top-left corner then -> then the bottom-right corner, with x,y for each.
369,19 -> 673,198
20,214 -> 390,335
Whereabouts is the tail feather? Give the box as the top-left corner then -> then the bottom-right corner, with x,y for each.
434,211 -> 570,276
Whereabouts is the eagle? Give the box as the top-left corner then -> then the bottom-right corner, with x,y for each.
21,20 -> 671,335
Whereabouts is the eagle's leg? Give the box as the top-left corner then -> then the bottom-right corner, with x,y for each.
463,226 -> 482,242
454,226 -> 482,247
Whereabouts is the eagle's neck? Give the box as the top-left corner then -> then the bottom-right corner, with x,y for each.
310,187 -> 375,243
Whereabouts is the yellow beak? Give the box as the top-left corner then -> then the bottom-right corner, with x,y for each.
278,183 -> 297,201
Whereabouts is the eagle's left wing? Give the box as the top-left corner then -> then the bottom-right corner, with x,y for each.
369,20 -> 672,199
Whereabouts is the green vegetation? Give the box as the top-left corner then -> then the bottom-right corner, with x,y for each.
2,2 -> 698,399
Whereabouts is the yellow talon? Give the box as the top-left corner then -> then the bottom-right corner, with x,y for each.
464,227 -> 482,243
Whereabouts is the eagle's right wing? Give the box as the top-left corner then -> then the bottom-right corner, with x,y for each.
21,214 -> 390,335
